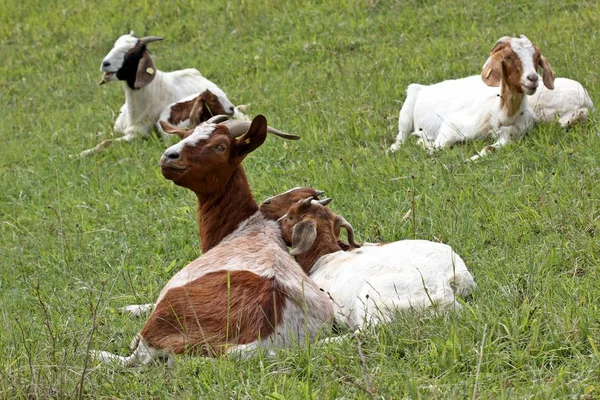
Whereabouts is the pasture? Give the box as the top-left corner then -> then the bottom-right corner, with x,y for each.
1,0 -> 599,398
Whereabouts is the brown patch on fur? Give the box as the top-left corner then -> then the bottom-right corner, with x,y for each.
189,90 -> 227,126
500,59 -> 525,117
141,270 -> 286,355
167,90 -> 228,127
168,98 -> 196,125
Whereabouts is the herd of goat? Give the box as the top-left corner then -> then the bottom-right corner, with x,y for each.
89,32 -> 593,366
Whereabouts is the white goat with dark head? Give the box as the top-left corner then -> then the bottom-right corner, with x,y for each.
389,35 -> 556,160
263,190 -> 476,329
99,32 -> 239,142
92,116 -> 333,366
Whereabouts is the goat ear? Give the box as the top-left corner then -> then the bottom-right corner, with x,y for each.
481,53 -> 502,87
159,120 -> 191,138
134,50 -> 156,89
538,55 -> 555,90
235,114 -> 268,158
189,92 -> 207,127
290,219 -> 317,256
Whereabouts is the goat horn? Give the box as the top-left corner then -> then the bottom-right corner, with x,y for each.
334,215 -> 361,248
318,198 -> 332,206
219,120 -> 300,140
205,115 -> 230,124
314,190 -> 325,196
139,36 -> 164,45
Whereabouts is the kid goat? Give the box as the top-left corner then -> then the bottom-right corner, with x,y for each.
94,116 -> 333,366
264,191 -> 476,329
99,32 -> 241,142
389,35 -> 555,160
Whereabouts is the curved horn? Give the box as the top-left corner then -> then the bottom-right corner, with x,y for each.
334,215 -> 361,248
265,126 -> 300,140
139,36 -> 164,45
219,120 -> 300,140
205,115 -> 230,124
317,198 -> 333,206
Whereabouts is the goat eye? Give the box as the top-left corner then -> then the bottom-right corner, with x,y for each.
213,144 -> 226,152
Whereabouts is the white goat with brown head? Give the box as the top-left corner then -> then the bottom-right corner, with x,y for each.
93,117 -> 333,366
389,35 -> 556,160
266,191 -> 476,329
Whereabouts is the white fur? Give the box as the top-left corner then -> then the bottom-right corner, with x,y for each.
163,123 -> 217,156
389,35 -> 543,160
529,77 -> 594,128
309,240 -> 476,329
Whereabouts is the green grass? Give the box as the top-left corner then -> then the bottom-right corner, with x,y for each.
1,0 -> 599,398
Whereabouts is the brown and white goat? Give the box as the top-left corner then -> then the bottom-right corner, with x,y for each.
269,193 -> 475,329
157,90 -> 250,138
389,35 -> 556,160
93,116 -> 333,366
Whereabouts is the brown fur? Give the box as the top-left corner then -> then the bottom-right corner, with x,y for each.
167,90 -> 228,127
260,188 -> 323,220
196,168 -> 260,252
280,201 -> 343,273
134,49 -> 157,89
141,270 -> 286,355
189,90 -> 227,126
168,98 -> 196,125
260,188 -> 362,252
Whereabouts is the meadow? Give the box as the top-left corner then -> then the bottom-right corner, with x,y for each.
1,0 -> 599,398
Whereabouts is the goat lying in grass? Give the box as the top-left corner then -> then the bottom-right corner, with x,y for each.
389,35 -> 555,161
93,116 -> 333,366
263,190 -> 476,329
78,32 -> 246,156
529,77 -> 594,128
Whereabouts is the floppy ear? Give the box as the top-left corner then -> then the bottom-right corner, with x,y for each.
134,49 -> 157,89
235,114 -> 268,158
159,120 -> 191,138
290,219 -> 318,256
538,55 -> 555,90
189,92 -> 207,127
481,53 -> 503,87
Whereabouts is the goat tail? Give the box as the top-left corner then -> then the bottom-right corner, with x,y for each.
390,84 -> 422,152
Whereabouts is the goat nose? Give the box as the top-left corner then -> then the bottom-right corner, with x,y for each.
102,60 -> 111,67
164,150 -> 180,160
527,73 -> 539,82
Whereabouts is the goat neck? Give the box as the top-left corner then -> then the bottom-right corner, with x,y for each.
500,69 -> 525,118
195,167 -> 258,253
